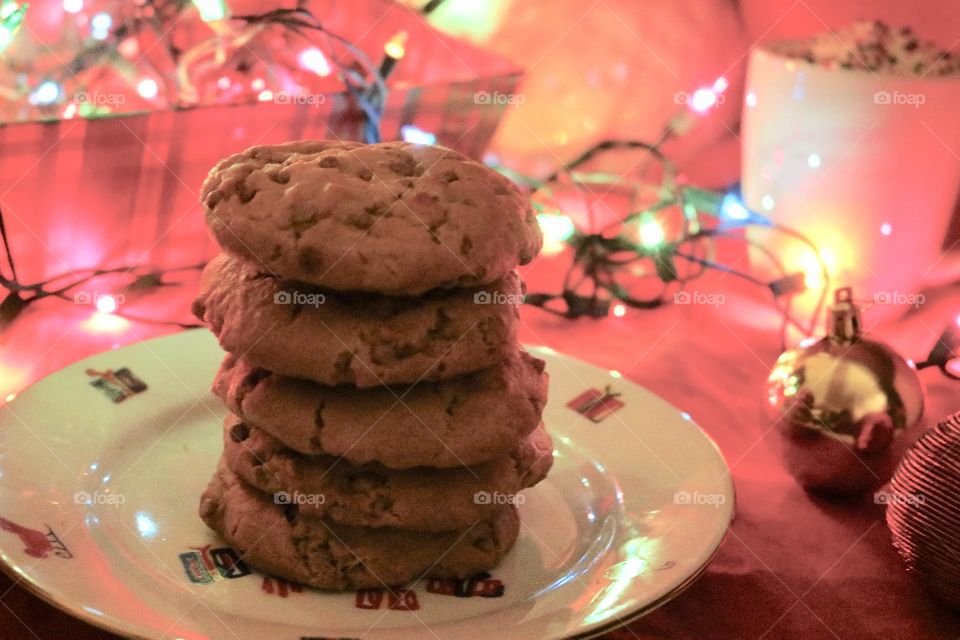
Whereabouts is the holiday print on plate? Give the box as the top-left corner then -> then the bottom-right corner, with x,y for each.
567,385 -> 625,422
178,544 -> 505,610
86,367 -> 148,403
0,517 -> 73,559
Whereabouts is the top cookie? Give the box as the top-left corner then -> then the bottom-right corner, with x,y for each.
200,141 -> 542,295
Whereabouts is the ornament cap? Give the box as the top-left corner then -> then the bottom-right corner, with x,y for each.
828,287 -> 862,344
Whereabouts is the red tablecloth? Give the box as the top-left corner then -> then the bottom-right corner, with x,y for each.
1,269 -> 958,640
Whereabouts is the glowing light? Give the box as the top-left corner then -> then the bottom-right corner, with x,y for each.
798,246 -> 836,291
745,91 -> 757,107
761,194 -> 775,211
720,193 -> 750,221
191,0 -> 227,22
537,213 -> 575,256
136,78 -> 158,99
609,370 -> 622,379
537,213 -> 575,242
91,12 -> 111,39
427,0 -> 504,40
0,2 -> 26,52
612,304 -> 626,318
135,512 -> 158,538
384,31 -> 408,59
947,358 -> 960,378
117,37 -> 138,57
82,312 -> 129,334
299,47 -> 331,77
257,89 -> 273,102
956,314 -> 960,327
775,226 -> 850,299
638,215 -> 665,249
690,88 -> 717,113
216,76 -> 230,90
400,125 -> 436,145
91,12 -> 111,31
62,102 -> 77,119
880,222 -> 892,236
0,363 -> 25,396
3,393 -> 14,403
95,295 -> 118,314
32,81 -> 60,105
712,77 -> 729,94
807,153 -> 821,168
802,261 -> 824,290
818,247 -> 838,273
680,412 -> 692,421
63,0 -> 83,13
251,77 -> 265,91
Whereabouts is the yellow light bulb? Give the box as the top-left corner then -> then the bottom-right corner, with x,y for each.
384,31 -> 408,59
192,0 -> 227,22
638,215 -> 665,249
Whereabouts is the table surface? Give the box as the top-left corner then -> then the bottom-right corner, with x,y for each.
0,266 -> 959,640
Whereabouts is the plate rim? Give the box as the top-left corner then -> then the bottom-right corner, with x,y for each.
0,330 -> 736,640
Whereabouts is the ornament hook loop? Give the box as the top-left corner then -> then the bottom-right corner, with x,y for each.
828,286 -> 862,344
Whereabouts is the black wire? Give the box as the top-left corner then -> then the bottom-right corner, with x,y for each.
0,205 -> 18,283
673,251 -> 768,286
538,139 -> 676,188
421,0 -> 449,14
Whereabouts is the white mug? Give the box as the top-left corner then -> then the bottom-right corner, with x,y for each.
742,44 -> 960,321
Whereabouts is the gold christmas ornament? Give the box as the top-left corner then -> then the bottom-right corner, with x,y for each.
766,288 -> 924,494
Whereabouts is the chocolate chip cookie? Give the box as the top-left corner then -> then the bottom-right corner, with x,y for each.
213,349 -> 548,469
200,141 -> 542,295
199,464 -> 520,590
222,413 -> 553,532
193,254 -> 521,387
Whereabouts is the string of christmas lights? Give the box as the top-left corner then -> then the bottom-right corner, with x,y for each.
501,76 -> 960,373
0,0 -> 419,141
0,204 -> 205,331
500,77 -> 828,344
0,0 -> 444,330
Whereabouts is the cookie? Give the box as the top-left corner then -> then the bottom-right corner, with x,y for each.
222,413 -> 552,532
193,254 -> 521,388
200,141 -> 542,295
199,464 -> 520,590
213,349 -> 548,469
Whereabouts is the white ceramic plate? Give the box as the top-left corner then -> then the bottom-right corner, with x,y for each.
0,330 -> 733,640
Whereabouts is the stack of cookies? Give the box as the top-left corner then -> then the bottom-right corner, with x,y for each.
192,141 -> 550,590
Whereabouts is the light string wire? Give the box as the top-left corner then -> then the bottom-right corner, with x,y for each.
504,127 -> 830,351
